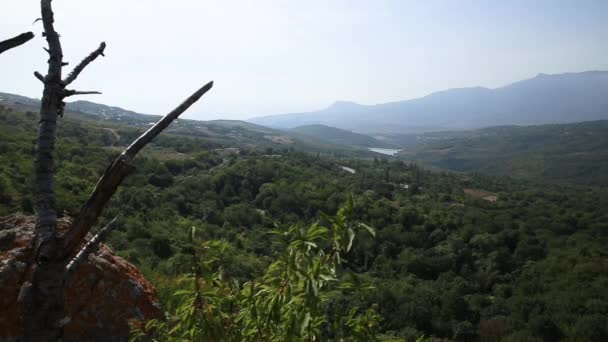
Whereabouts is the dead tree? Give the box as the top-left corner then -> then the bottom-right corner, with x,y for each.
0,32 -> 34,55
22,0 -> 213,340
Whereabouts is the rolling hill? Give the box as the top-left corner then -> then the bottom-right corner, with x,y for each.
290,124 -> 395,148
0,92 -> 378,157
249,71 -> 608,134
398,120 -> 608,185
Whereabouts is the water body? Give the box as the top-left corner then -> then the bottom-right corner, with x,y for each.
368,147 -> 401,156
339,166 -> 356,174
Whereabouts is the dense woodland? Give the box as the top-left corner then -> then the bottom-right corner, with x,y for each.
1,105 -> 608,341
397,121 -> 608,186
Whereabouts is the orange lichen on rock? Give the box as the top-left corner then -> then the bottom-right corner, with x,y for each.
0,214 -> 164,341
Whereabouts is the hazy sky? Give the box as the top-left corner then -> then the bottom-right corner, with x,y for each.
2,0 -> 607,120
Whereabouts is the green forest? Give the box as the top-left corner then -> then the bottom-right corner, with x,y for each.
398,122 -> 608,186
1,105 -> 607,341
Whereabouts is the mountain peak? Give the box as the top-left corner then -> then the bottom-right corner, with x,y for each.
533,70 -> 608,79
326,100 -> 362,111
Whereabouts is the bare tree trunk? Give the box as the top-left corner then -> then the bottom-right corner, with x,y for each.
0,32 -> 34,55
35,0 -> 63,261
23,1 -> 67,339
22,1 -> 213,339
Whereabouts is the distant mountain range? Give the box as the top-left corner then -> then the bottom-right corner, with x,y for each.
249,71 -> 608,134
4,70 -> 608,151
3,86 -> 608,184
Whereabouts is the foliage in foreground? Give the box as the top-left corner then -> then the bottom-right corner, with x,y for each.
131,195 -> 380,341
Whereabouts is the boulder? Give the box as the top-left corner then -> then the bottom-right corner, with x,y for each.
0,214 -> 163,341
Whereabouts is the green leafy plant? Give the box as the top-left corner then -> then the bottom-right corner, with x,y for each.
131,195 -> 378,341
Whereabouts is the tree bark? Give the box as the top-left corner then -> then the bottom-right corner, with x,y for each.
24,1 -> 67,339
0,32 -> 34,55
35,0 -> 64,261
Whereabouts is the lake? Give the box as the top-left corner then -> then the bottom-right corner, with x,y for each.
368,147 -> 401,156
339,166 -> 356,174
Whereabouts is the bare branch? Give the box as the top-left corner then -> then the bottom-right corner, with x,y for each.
63,81 -> 214,253
125,81 -> 213,157
63,42 -> 106,86
34,71 -> 45,83
0,32 -> 34,55
63,90 -> 102,97
65,217 -> 118,276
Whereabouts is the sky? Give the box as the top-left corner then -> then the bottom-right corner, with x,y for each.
1,0 -> 607,120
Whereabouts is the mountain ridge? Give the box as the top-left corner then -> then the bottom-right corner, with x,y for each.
249,71 -> 608,134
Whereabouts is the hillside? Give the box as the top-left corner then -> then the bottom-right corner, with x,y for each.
290,124 -> 395,148
1,105 -> 607,341
0,92 -> 161,125
398,121 -> 608,186
0,92 -> 377,158
249,71 -> 608,133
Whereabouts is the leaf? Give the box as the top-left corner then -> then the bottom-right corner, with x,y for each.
358,222 -> 376,237
319,274 -> 337,282
306,224 -> 329,241
346,227 -> 355,252
173,289 -> 194,297
304,241 -> 318,249
266,228 -> 286,236
299,311 -> 311,335
339,282 -> 353,289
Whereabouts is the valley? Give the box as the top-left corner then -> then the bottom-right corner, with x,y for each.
1,101 -> 607,340
4,1 -> 607,340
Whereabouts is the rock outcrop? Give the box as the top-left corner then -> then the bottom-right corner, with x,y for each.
0,214 -> 163,341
